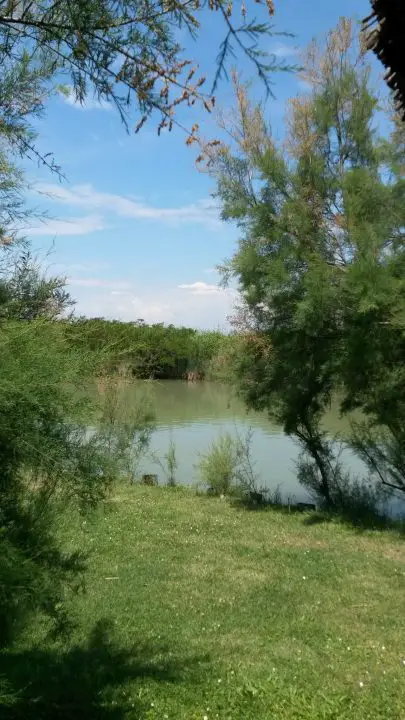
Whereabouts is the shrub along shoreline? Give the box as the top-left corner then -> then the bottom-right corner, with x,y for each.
64,318 -> 238,381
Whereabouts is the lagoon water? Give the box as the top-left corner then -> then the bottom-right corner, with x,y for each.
134,380 -> 367,504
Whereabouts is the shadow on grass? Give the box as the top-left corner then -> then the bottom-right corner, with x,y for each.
302,508 -> 405,534
230,493 -> 405,534
0,619 -> 208,719
230,493 -> 316,514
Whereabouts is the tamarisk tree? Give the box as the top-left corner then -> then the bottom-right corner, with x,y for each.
206,18 -> 405,504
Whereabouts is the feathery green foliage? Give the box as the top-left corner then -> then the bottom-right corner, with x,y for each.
65,317 -> 235,379
197,428 -> 260,497
208,18 -> 405,503
97,366 -> 155,483
153,434 -> 178,486
0,0 -> 293,154
0,248 -> 156,644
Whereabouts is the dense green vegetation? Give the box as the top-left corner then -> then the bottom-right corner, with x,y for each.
2,5 -> 405,719
2,485 -> 405,719
65,317 -> 235,380
208,18 -> 405,507
0,248 -> 157,646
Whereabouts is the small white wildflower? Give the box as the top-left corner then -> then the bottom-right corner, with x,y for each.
217,678 -> 222,683
302,576 -> 307,580
401,659 -> 405,666
359,682 -> 364,688
347,646 -> 351,651
151,702 -> 154,707
382,646 -> 386,651
204,716 -> 209,720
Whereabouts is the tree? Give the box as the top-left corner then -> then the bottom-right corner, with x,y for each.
338,104 -> 405,495
0,0 -> 294,154
0,2 -> 294,262
0,43 -> 60,250
206,18 -> 405,505
0,244 -> 74,320
0,247 -> 155,644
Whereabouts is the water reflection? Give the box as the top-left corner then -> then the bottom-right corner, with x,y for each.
132,381 -> 364,502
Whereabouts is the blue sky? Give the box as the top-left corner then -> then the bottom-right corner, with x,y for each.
25,0 -> 376,328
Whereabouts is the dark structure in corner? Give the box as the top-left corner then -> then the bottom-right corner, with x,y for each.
363,0 -> 405,119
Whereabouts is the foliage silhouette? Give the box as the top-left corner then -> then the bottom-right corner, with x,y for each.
0,618 -> 209,719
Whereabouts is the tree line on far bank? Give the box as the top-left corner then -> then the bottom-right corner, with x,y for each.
64,317 -> 236,380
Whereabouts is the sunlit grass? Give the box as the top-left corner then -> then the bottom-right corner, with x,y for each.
2,485 -> 405,718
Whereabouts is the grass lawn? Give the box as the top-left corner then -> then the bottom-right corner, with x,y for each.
1,485 -> 405,719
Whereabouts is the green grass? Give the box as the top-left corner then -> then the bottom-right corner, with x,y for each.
2,486 -> 405,719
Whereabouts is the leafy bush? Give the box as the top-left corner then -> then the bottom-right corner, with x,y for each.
165,437 -> 178,487
198,434 -> 237,496
205,334 -> 241,383
0,264 -> 156,643
96,367 -> 155,483
152,436 -> 178,487
187,331 -> 226,377
197,429 -> 261,498
0,318 -> 113,644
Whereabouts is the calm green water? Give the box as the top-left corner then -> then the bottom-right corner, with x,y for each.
134,380 -> 364,502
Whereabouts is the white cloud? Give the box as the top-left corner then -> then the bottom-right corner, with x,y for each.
25,215 -> 104,237
129,296 -> 175,324
178,281 -> 227,296
68,281 -> 238,329
36,183 -> 220,229
60,87 -> 112,111
270,43 -> 300,59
